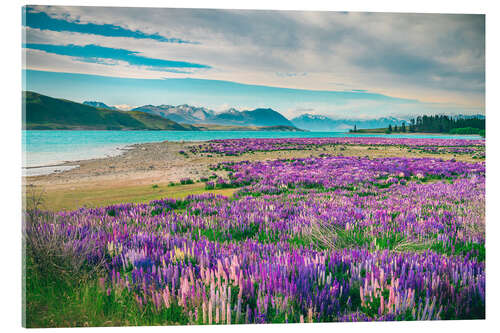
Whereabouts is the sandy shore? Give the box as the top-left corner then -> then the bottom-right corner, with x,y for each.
25,141 -> 208,190
23,140 -> 483,211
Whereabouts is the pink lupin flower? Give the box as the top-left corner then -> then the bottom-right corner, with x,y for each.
221,299 -> 226,324
180,291 -> 186,309
189,267 -> 194,285
227,302 -> 231,325
202,301 -> 207,324
205,269 -> 210,285
238,279 -> 243,299
388,286 -> 395,312
162,288 -> 170,308
98,277 -> 106,291
208,300 -> 213,325
182,276 -> 189,296
154,292 -> 162,312
379,295 -> 385,315
135,294 -> 143,310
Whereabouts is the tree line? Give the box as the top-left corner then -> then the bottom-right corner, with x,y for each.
406,115 -> 484,133
385,115 -> 484,136
350,114 -> 485,137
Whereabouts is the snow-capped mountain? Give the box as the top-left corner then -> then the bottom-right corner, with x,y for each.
132,104 -> 294,127
291,114 -> 406,131
82,101 -> 118,110
132,104 -> 215,124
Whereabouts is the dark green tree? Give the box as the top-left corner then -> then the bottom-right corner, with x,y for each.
408,114 -> 484,133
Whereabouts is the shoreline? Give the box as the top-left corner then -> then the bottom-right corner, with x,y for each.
352,131 -> 482,137
23,131 -> 483,175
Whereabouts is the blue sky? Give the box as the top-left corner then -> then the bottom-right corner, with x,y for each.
22,6 -> 485,119
23,8 -> 197,44
24,43 -> 210,71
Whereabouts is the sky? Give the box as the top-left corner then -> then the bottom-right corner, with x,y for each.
22,5 -> 485,119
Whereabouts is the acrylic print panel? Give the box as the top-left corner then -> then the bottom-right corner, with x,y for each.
22,5 -> 485,328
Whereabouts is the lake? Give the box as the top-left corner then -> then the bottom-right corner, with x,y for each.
23,130 -> 483,176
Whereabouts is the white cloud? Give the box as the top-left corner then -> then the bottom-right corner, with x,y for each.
23,7 -> 484,113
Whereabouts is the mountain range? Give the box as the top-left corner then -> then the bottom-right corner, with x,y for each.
82,101 -> 119,110
132,104 -> 295,127
23,92 -> 302,131
290,114 -> 407,131
129,104 -> 409,131
25,92 -> 483,132
24,92 -> 198,131
132,104 -> 215,124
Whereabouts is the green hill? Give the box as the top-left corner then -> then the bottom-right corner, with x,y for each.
23,91 -> 198,130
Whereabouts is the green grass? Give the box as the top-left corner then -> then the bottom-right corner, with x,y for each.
24,255 -> 189,327
449,127 -> 484,135
34,182 -> 236,212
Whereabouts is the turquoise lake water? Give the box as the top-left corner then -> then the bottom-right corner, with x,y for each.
22,130 -> 482,176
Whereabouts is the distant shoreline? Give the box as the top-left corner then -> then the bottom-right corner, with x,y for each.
22,128 -> 482,136
356,132 -> 481,137
352,130 -> 482,137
